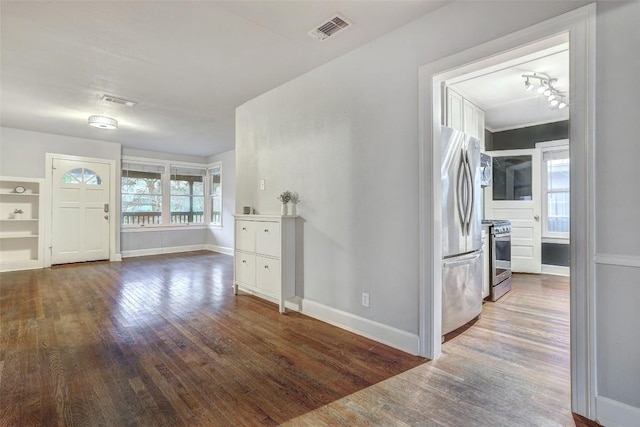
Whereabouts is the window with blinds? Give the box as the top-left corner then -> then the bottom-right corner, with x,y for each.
169,166 -> 206,224
121,162 -> 164,226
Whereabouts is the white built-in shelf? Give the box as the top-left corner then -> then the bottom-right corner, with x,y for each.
0,234 -> 39,239
0,176 -> 44,272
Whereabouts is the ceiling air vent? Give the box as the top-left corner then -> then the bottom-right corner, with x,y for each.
100,94 -> 137,108
309,15 -> 352,41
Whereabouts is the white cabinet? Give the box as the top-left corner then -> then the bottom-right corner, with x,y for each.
446,87 -> 464,132
234,215 -> 296,313
0,177 -> 44,272
445,87 -> 486,150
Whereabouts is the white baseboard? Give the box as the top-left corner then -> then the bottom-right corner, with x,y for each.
110,254 -> 123,262
596,395 -> 640,427
205,244 -> 234,256
299,299 -> 420,356
541,264 -> 570,276
121,244 -> 206,258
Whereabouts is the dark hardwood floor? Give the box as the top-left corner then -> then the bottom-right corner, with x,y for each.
1,253 -> 598,426
0,251 -> 424,426
287,273 -> 593,426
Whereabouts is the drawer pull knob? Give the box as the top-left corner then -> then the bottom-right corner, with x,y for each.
242,260 -> 247,264
264,229 -> 269,232
264,265 -> 269,269
242,227 -> 247,231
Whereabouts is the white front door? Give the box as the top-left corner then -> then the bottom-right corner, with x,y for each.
484,149 -> 541,273
51,159 -> 111,264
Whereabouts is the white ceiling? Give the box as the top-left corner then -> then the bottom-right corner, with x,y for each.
0,1 -> 449,157
450,44 -> 570,132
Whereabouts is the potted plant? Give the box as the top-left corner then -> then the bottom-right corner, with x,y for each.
277,191 -> 292,215
13,208 -> 24,219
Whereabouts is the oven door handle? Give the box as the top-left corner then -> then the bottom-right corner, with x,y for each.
457,149 -> 467,236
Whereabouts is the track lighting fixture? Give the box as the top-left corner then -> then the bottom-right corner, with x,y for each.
521,72 -> 568,110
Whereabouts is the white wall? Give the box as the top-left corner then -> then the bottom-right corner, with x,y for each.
206,149 -> 235,252
0,127 -> 121,178
236,0 -> 587,334
235,0 -> 640,420
594,0 -> 640,412
0,126 -> 123,254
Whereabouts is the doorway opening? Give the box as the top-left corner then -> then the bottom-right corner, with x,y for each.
417,4 -> 596,419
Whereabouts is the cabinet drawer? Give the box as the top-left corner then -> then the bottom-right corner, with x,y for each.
235,252 -> 256,286
255,221 -> 280,257
256,256 -> 280,296
236,220 -> 256,252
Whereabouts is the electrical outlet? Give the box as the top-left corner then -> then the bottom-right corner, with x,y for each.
260,179 -> 265,190
361,292 -> 370,308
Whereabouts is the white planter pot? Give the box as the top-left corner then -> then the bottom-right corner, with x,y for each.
281,203 -> 288,215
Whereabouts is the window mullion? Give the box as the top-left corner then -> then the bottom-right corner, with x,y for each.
162,165 -> 171,224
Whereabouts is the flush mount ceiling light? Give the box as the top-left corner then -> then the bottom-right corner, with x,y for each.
88,115 -> 118,129
522,72 -> 568,110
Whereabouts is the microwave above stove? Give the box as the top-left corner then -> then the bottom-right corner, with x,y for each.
480,153 -> 492,187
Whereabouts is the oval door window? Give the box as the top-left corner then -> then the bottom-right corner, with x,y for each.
61,168 -> 103,185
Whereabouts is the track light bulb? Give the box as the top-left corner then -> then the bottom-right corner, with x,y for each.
525,78 -> 533,91
550,99 -> 559,107
537,85 -> 546,94
558,101 -> 567,109
548,94 -> 556,101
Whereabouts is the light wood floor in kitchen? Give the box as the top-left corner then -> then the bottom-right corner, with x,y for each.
0,251 -> 590,426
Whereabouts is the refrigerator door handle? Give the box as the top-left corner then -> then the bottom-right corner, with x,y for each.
457,150 -> 467,235
443,251 -> 482,267
464,149 -> 474,236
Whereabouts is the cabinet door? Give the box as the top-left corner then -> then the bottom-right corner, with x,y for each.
236,220 -> 256,252
463,99 -> 477,139
446,88 -> 464,132
235,252 -> 256,286
475,106 -> 485,150
256,255 -> 280,296
256,221 -> 280,257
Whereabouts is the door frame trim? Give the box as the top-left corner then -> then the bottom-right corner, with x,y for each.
417,3 -> 596,419
44,153 -> 119,266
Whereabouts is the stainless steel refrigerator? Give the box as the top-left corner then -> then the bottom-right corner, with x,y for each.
441,126 -> 483,335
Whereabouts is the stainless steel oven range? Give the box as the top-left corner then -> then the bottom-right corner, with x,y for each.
482,219 -> 512,301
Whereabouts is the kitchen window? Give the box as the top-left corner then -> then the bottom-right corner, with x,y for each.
541,144 -> 570,238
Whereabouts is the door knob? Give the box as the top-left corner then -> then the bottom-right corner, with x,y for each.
104,215 -> 109,220
534,215 -> 540,221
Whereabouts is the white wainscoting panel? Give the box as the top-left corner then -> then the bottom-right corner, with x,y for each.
594,254 -> 640,269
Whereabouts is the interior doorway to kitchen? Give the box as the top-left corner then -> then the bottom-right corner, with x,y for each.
417,3 -> 596,418
445,41 -> 571,277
